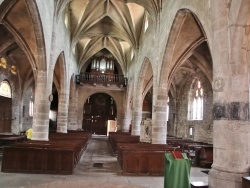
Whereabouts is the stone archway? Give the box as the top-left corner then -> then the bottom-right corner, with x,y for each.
131,58 -> 153,135
155,9 -> 212,144
53,52 -> 69,133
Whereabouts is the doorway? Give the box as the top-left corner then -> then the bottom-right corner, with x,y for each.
82,93 -> 117,135
0,91 -> 12,133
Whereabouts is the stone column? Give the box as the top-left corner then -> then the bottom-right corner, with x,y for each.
209,1 -> 250,187
151,89 -> 168,144
32,71 -> 50,141
131,107 -> 141,135
56,91 -> 69,133
140,118 -> 152,143
68,83 -> 78,130
116,109 -> 123,131
121,110 -> 132,132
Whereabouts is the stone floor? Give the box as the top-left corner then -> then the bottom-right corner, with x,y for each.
0,135 -> 209,188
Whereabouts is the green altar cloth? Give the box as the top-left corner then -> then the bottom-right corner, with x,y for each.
164,153 -> 191,188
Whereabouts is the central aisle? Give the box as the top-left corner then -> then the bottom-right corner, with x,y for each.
74,135 -> 121,174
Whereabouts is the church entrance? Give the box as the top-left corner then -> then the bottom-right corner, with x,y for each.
82,93 -> 117,135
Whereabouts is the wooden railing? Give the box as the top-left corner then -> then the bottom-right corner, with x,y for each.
76,73 -> 127,87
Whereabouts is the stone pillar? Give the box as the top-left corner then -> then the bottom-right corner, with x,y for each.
116,109 -> 123,131
140,118 -> 152,143
68,83 -> 78,130
121,110 -> 132,132
131,108 -> 141,135
209,1 -> 250,187
152,92 -> 168,144
32,71 -> 50,141
56,92 -> 69,133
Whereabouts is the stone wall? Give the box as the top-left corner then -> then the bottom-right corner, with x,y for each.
22,85 -> 34,131
175,72 -> 213,144
167,95 -> 175,136
0,62 -> 20,134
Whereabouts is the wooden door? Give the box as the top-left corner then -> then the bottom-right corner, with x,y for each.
0,96 -> 12,133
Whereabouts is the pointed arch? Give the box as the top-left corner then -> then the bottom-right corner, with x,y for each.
159,9 -> 210,91
137,57 -> 153,99
25,0 -> 46,71
0,0 -> 46,79
53,52 -> 67,93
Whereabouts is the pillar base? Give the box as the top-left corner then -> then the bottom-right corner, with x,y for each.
209,168 -> 248,188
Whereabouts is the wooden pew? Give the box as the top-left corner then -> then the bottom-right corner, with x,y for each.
108,134 -> 140,153
182,143 -> 212,166
2,144 -> 75,174
199,146 -> 213,168
1,131 -> 91,174
0,135 -> 26,152
116,143 -> 180,175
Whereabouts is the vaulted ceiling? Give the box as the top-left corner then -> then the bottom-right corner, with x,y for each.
0,0 -> 161,87
68,0 -> 160,74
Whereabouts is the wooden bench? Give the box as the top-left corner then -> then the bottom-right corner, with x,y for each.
116,143 -> 174,168
182,143 -> 212,166
0,135 -> 26,152
2,144 -> 75,174
199,146 -> 213,168
1,132 -> 91,174
108,134 -> 140,153
116,143 -> 180,175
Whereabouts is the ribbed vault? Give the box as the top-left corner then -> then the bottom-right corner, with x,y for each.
68,0 -> 160,74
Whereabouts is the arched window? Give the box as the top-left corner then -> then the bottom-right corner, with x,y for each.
166,97 -> 169,121
29,101 -> 34,117
0,80 -> 12,98
188,79 -> 203,120
144,13 -> 149,33
29,88 -> 34,116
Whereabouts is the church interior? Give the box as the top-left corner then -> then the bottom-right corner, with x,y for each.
0,0 -> 249,188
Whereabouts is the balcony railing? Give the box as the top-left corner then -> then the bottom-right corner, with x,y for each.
76,73 -> 127,87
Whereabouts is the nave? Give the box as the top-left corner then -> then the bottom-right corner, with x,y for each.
1,135 -> 208,188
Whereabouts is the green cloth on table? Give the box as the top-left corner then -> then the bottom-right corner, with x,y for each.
164,153 -> 191,188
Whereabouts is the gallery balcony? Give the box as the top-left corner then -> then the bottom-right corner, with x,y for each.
76,73 -> 127,88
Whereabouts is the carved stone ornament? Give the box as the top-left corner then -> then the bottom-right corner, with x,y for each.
213,77 -> 225,92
